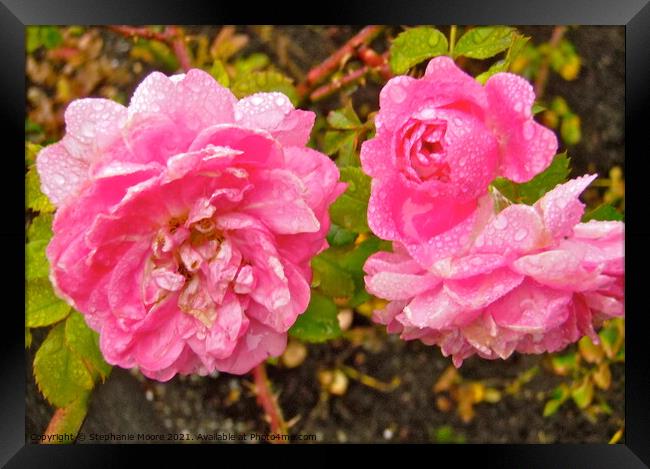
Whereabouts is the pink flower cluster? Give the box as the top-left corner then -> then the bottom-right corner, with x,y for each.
362,57 -> 624,365
37,69 -> 344,380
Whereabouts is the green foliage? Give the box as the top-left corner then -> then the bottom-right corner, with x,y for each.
327,103 -> 362,130
27,26 -> 63,53
209,60 -> 230,87
231,70 -> 298,105
289,292 -> 341,343
543,383 -> 570,417
454,26 -> 515,59
26,166 -> 55,213
389,27 -> 448,74
26,278 -> 71,328
311,255 -> 356,298
491,152 -> 571,204
432,425 -> 466,444
33,322 -> 94,407
45,393 -> 90,444
33,312 -> 111,408
314,236 -> 390,307
321,103 -> 368,167
329,167 -> 371,233
65,311 -> 112,381
583,204 -> 624,222
326,224 -> 358,247
475,33 -> 530,84
560,113 -> 582,145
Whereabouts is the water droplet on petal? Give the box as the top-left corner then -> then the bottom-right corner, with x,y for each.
523,121 -> 535,140
493,215 -> 508,230
514,228 -> 528,241
388,84 -> 407,103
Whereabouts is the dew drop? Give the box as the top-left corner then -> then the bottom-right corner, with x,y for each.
388,84 -> 407,103
493,215 -> 508,230
514,228 -> 528,241
513,101 -> 524,114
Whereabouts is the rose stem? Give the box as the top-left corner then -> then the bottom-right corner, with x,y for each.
296,25 -> 384,99
107,25 -> 193,72
534,25 -> 568,98
251,363 -> 289,442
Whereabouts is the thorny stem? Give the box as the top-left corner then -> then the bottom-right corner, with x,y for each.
297,26 -> 384,99
309,51 -> 391,102
534,25 -> 568,98
108,25 -> 193,72
252,363 -> 289,441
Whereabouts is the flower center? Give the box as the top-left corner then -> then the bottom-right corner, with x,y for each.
397,118 -> 450,183
143,207 -> 252,329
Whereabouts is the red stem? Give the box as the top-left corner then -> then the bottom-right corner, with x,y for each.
108,25 -> 192,72
108,25 -> 168,42
301,26 -> 383,92
252,363 -> 288,442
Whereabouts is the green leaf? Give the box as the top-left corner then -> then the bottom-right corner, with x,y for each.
492,152 -> 571,205
26,166 -> 55,213
389,27 -> 448,74
560,113 -> 581,145
335,136 -> 361,167
25,142 -> 42,166
27,212 -> 54,242
33,323 -> 94,408
26,277 -> 71,328
65,311 -> 112,381
543,383 -> 570,417
327,103 -> 362,130
454,26 -> 515,59
234,53 -> 270,74
599,323 -> 622,359
571,377 -> 594,409
327,224 -> 358,247
318,236 -> 389,307
329,167 -> 371,233
26,27 -> 42,53
311,255 -> 356,298
43,393 -> 90,444
231,70 -> 298,105
209,60 -> 230,88
289,292 -> 341,342
26,239 -> 50,280
40,26 -> 63,50
549,350 -> 578,376
323,130 -> 356,156
532,103 -> 546,115
26,327 -> 32,348
583,204 -> 624,222
476,60 -> 507,84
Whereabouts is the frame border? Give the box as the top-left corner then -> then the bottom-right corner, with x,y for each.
3,1 -> 649,467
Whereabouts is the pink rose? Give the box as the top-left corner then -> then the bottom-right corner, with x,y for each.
361,56 -> 558,266
37,69 -> 345,381
365,175 -> 624,366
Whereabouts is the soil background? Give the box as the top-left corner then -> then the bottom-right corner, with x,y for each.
25,25 -> 625,444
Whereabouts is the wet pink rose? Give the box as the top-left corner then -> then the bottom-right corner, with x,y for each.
365,175 -> 624,366
37,69 -> 345,381
361,56 -> 558,266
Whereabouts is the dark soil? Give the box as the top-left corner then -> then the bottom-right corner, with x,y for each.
25,26 -> 625,444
